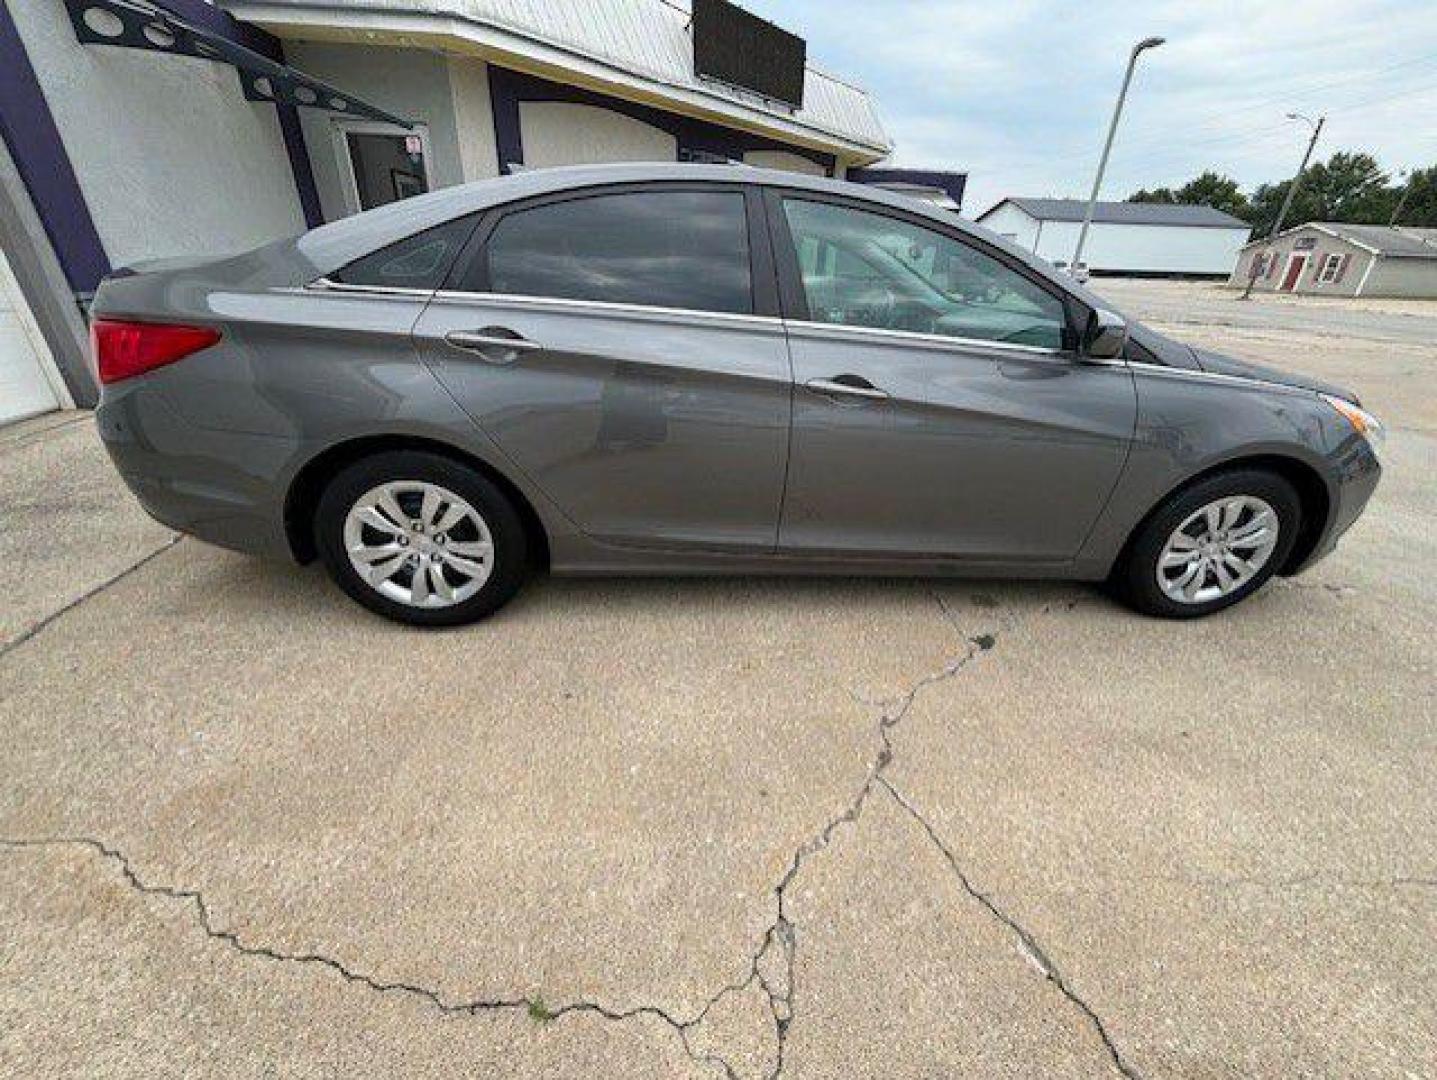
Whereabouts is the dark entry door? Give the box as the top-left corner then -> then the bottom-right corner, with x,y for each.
344,128 -> 429,211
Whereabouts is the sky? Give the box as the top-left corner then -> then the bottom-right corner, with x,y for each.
740,0 -> 1437,217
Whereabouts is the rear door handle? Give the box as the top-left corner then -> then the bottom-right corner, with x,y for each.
805,374 -> 889,402
443,327 -> 542,361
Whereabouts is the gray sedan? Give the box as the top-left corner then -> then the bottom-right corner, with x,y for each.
91,164 -> 1382,625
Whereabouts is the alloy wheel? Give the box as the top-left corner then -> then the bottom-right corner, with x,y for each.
1156,495 -> 1280,605
342,480 -> 495,608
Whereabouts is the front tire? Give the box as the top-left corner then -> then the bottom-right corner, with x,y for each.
1114,469 -> 1302,619
315,451 -> 529,626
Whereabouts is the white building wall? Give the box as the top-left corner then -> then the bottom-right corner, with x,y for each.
1359,257 -> 1437,299
742,150 -> 825,175
1027,220 -> 1249,275
448,56 -> 499,182
517,102 -> 676,168
976,205 -> 1041,250
9,0 -> 304,264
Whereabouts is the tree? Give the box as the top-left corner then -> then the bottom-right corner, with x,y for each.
1125,154 -> 1437,234
1174,172 -> 1249,218
1244,152 -> 1390,236
1129,171 -> 1249,219
1389,166 -> 1437,227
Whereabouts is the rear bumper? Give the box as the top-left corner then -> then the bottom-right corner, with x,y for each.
95,380 -> 298,559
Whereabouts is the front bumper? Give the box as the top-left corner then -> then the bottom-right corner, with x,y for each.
1287,434 -> 1382,574
95,380 -> 299,559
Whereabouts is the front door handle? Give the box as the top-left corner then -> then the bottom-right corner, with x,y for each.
805,374 -> 890,402
443,327 -> 542,362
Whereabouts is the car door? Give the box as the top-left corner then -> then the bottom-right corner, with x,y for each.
413,183 -> 792,552
768,191 -> 1136,563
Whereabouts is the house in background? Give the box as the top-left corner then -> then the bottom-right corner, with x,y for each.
1229,222 -> 1437,298
976,198 -> 1251,278
1,0 -> 963,425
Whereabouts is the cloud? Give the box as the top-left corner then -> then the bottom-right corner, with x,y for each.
743,0 -> 1437,215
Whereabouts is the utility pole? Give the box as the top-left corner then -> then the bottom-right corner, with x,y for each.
1390,170 -> 1413,226
1071,36 -> 1165,275
1241,113 -> 1324,299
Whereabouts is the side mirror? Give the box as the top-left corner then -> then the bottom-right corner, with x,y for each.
1083,308 -> 1127,360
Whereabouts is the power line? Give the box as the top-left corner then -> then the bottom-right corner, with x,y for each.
987,54 -> 1437,175
1324,78 -> 1437,116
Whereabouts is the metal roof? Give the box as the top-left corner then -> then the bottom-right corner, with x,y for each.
1239,222 -> 1437,258
221,0 -> 891,156
1310,222 -> 1437,259
981,197 -> 1250,229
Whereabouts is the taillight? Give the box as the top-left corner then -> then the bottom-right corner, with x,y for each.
91,319 -> 221,385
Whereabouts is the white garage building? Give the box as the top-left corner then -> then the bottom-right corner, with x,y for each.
977,198 -> 1251,278
0,245 -> 72,425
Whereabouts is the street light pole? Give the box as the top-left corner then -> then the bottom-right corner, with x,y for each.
1071,36 -> 1165,274
1240,113 -> 1324,299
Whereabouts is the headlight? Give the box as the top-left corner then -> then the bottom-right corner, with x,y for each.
1321,394 -> 1386,460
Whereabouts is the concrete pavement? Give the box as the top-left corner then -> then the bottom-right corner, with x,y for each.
1,283 -> 1433,1077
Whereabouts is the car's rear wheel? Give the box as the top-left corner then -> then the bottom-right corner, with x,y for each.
1114,469 -> 1302,618
315,451 -> 528,626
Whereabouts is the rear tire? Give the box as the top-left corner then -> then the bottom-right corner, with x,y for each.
1114,469 -> 1301,619
315,451 -> 529,626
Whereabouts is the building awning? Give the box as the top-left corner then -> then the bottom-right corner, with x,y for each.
62,0 -> 413,128
220,0 -> 892,161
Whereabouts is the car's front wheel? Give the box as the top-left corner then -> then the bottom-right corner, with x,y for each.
315,450 -> 529,626
1114,468 -> 1302,618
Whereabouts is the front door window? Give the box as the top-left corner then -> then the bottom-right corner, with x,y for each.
780,198 -> 1068,350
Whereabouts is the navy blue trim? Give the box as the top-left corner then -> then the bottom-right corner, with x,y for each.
277,103 -> 324,227
848,167 -> 967,210
487,65 -> 836,176
0,2 -> 110,294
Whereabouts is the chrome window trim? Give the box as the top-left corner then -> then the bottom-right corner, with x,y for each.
782,318 -> 1065,357
428,289 -> 783,331
306,276 -> 435,298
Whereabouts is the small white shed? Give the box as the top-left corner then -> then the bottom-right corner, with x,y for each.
977,198 -> 1251,278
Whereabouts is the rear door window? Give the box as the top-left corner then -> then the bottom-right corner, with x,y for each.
466,189 -> 753,315
330,214 -> 479,289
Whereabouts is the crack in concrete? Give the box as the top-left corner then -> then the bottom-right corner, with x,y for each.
0,534 -> 183,660
697,589 -> 1002,1078
0,835 -> 737,1079
879,780 -> 1143,1080
1,587 -> 1105,1078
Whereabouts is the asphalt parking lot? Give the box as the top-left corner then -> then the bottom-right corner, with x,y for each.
2,279 -> 1433,1078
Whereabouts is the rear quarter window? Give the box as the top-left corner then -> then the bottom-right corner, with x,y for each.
330,214 -> 480,289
